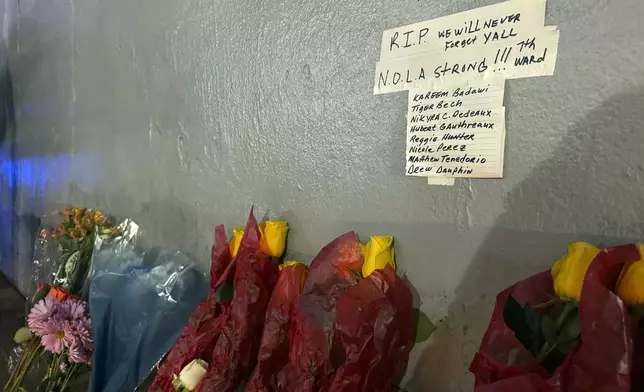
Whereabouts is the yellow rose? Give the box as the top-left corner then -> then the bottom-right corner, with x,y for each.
259,221 -> 289,257
361,236 -> 396,278
551,242 -> 600,301
229,227 -> 245,257
616,244 -> 644,305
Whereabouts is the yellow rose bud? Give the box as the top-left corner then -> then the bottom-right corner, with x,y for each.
551,242 -> 600,302
229,226 -> 245,257
361,236 -> 396,278
616,244 -> 644,305
259,221 -> 289,257
279,260 -> 303,271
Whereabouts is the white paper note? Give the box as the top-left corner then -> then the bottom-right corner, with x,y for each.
406,79 -> 506,179
428,177 -> 456,186
375,29 -> 559,94
380,0 -> 547,61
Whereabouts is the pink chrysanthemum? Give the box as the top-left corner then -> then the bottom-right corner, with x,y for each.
73,316 -> 93,350
57,298 -> 86,322
27,297 -> 57,336
41,321 -> 74,354
68,340 -> 92,363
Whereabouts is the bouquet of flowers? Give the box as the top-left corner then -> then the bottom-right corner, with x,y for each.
26,296 -> 93,391
281,235 -> 412,392
88,219 -> 208,392
4,206 -> 117,392
150,211 -> 286,392
151,210 -> 422,392
470,243 -> 644,392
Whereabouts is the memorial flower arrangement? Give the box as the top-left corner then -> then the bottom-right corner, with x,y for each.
5,207 -> 429,392
150,211 -> 426,392
470,242 -> 644,391
4,206 -> 118,392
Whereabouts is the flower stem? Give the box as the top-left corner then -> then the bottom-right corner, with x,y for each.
537,341 -> 557,362
59,363 -> 78,392
4,338 -> 43,392
43,352 -> 62,392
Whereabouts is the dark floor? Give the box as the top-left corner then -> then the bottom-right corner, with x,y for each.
0,273 -> 27,387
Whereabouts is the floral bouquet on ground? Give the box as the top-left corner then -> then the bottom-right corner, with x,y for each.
281,235 -> 413,392
4,206 -> 118,392
27,296 -> 93,391
151,210 -> 428,392
470,243 -> 644,392
149,211 -> 287,392
88,219 -> 208,392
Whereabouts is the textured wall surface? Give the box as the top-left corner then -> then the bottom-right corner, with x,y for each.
2,0 -> 644,390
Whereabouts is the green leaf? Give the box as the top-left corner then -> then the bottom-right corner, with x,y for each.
412,309 -> 436,343
14,327 -> 33,344
558,310 -> 581,343
524,305 -> 541,338
346,268 -> 363,281
234,381 -> 246,392
504,295 -> 540,355
57,236 -> 73,251
556,338 -> 580,355
541,315 -> 558,345
215,280 -> 234,303
32,284 -> 51,304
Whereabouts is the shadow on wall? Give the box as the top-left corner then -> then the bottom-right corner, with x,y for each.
0,30 -> 19,284
407,87 -> 644,391
0,11 -> 106,291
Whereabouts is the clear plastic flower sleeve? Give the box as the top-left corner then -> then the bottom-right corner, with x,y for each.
88,219 -> 208,392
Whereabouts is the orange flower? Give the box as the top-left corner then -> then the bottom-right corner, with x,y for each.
82,216 -> 94,231
46,286 -> 72,303
52,224 -> 66,239
94,211 -> 107,225
60,207 -> 74,218
70,228 -> 84,241
74,207 -> 84,218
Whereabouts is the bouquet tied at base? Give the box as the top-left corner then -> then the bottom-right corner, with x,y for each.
470,243 -> 644,392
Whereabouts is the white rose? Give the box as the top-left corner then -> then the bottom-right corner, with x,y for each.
176,359 -> 208,391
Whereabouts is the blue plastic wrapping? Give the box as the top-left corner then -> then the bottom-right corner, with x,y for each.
88,219 -> 208,392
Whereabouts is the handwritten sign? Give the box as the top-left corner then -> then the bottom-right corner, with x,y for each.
375,29 -> 559,94
373,0 -> 559,184
380,0 -> 547,60
406,79 -> 506,179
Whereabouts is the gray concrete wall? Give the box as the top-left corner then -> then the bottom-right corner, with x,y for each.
2,0 -> 644,390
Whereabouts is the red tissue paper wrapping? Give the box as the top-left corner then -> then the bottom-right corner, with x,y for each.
148,224 -> 233,392
470,244 -> 643,392
282,233 -> 364,392
322,265 -> 413,392
244,262 -> 307,392
198,212 -> 279,392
